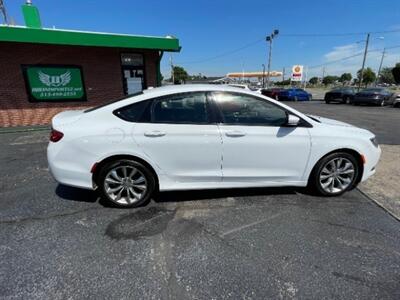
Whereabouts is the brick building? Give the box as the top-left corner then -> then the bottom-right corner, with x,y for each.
0,2 -> 180,127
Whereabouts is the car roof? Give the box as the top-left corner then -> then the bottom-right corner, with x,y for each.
142,84 -> 250,95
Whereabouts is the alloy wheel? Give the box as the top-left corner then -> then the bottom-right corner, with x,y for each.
104,165 -> 147,205
319,157 -> 355,194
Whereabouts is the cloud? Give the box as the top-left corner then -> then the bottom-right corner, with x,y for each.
308,43 -> 399,78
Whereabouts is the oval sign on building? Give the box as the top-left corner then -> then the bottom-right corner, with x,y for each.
22,65 -> 86,102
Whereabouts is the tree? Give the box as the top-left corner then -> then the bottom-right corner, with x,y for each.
172,66 -> 189,84
357,67 -> 376,86
378,67 -> 395,84
309,77 -> 319,85
322,75 -> 338,86
392,63 -> 400,84
338,73 -> 352,85
275,79 -> 291,86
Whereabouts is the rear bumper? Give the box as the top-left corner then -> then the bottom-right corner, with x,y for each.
47,142 -> 94,190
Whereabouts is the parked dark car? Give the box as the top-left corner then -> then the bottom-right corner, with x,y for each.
261,88 -> 285,100
324,87 -> 356,104
351,88 -> 395,106
278,88 -> 312,101
393,94 -> 400,108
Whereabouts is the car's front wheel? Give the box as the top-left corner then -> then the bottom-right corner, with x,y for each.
98,159 -> 156,208
309,152 -> 359,196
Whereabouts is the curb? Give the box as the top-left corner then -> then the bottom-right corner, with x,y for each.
0,126 -> 50,134
357,188 -> 400,222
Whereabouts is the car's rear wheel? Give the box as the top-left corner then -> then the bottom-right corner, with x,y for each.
98,159 -> 156,208
309,152 -> 359,196
379,99 -> 385,106
344,96 -> 350,104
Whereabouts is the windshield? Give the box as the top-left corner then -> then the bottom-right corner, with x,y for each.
361,88 -> 384,93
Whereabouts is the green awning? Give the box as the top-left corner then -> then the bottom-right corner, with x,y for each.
0,26 -> 180,51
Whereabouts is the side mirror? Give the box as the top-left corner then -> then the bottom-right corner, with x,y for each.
286,114 -> 300,126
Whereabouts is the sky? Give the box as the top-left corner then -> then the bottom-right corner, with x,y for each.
3,0 -> 400,79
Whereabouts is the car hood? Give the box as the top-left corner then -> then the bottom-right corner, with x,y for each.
308,115 -> 354,127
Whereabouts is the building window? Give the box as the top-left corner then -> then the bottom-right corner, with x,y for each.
121,53 -> 144,66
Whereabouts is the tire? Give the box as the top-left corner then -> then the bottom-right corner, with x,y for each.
97,159 -> 156,208
379,99 -> 385,106
325,100 -> 330,104
343,96 -> 350,104
308,152 -> 359,196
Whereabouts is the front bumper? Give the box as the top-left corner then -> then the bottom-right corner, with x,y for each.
360,144 -> 381,182
352,98 -> 382,105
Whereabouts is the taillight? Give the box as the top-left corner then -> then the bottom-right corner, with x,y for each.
50,129 -> 64,142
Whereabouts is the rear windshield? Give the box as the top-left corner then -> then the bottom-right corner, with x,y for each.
84,92 -> 143,113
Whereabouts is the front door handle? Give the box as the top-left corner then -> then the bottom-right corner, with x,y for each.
144,130 -> 166,137
225,130 -> 246,137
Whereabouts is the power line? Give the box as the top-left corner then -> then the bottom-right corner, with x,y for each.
280,29 -> 400,37
175,38 -> 264,65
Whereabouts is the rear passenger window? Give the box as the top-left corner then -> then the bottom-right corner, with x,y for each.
151,92 -> 209,124
113,100 -> 150,122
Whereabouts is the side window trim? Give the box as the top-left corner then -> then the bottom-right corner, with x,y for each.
149,92 -> 212,125
210,91 -> 312,127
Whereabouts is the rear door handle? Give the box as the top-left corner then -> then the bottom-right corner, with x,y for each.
144,130 -> 166,137
225,130 -> 246,137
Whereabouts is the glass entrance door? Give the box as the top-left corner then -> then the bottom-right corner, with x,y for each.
123,68 -> 144,94
121,53 -> 146,95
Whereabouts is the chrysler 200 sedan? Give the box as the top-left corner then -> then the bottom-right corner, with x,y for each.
47,85 -> 381,208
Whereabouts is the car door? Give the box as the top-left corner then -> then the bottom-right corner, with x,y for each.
133,92 -> 222,183
211,91 -> 312,184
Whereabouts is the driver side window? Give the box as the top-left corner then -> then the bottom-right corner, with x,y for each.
212,92 -> 287,126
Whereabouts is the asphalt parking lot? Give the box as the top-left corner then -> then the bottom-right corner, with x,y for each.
1,102 -> 400,299
288,101 -> 400,145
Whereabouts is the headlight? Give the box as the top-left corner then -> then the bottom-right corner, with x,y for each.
370,137 -> 379,148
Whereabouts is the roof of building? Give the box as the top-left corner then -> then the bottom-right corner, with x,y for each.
0,25 -> 180,51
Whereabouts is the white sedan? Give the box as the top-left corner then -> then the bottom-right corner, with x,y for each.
47,85 -> 381,208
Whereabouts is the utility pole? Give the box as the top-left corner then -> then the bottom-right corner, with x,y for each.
358,33 -> 370,91
321,66 -> 325,83
169,54 -> 174,84
0,0 -> 8,25
375,48 -> 385,86
282,67 -> 285,81
303,66 -> 308,88
266,29 -> 279,88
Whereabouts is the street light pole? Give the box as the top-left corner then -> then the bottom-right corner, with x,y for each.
0,0 -> 8,25
358,33 -> 370,91
266,29 -> 279,88
262,64 -> 265,88
375,48 -> 385,86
